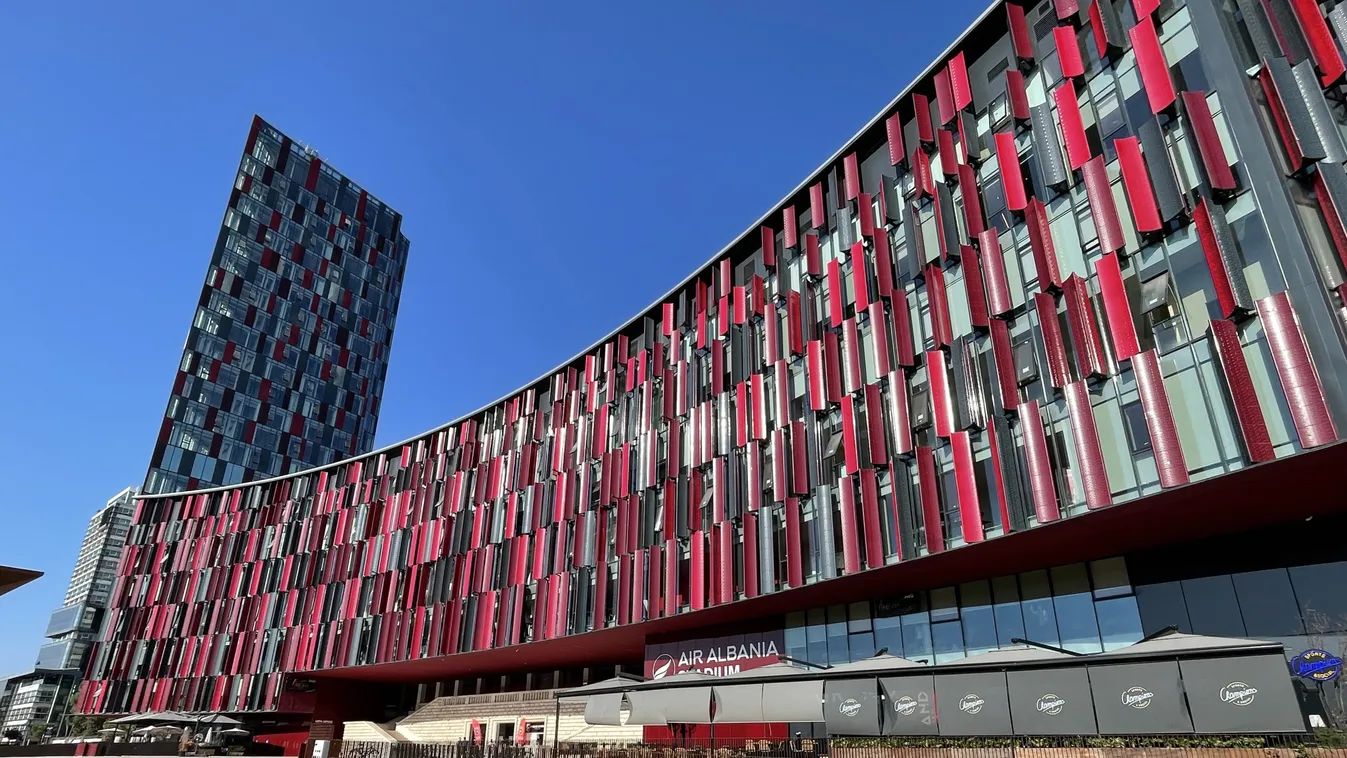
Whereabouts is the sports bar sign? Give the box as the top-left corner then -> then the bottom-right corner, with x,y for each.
644,630 -> 786,680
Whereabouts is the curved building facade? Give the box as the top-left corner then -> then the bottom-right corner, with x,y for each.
85,0 -> 1347,737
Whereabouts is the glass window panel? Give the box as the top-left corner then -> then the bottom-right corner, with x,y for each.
806,608 -> 829,666
873,614 -> 904,658
827,605 -> 850,663
1090,557 -> 1133,599
930,586 -> 959,622
960,581 -> 998,657
932,620 -> 966,664
1181,575 -> 1247,637
1096,595 -> 1145,651
848,601 -> 872,633
849,631 -> 876,661
1289,562 -> 1347,634
1232,569 -> 1306,637
1020,570 -> 1061,646
992,575 -> 1026,647
1053,564 -> 1103,653
902,612 -> 933,662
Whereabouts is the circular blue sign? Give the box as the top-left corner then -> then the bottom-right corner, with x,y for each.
1291,649 -> 1343,682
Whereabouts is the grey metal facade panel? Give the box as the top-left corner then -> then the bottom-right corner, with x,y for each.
1088,661 -> 1194,734
991,413 -> 1030,532
1291,59 -> 1346,164
1007,667 -> 1098,735
880,675 -> 939,736
1137,117 -> 1185,222
1179,654 -> 1306,734
1233,0 -> 1280,64
824,678 -> 883,736
757,503 -> 776,594
936,181 -> 964,264
814,484 -> 839,579
1265,56 -> 1327,164
1091,0 -> 1127,58
1031,103 -> 1070,188
935,671 -> 1014,736
1314,162 -> 1347,288
902,201 -> 926,282
1196,199 -> 1255,318
1263,0 -> 1311,65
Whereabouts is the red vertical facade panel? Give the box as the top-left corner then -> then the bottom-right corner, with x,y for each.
1095,252 -> 1141,360
886,113 -> 906,167
743,512 -> 759,599
1064,381 -> 1113,509
1258,292 -> 1340,448
688,531 -> 705,610
893,288 -> 917,368
934,69 -> 957,126
951,431 -> 985,544
1194,197 -> 1252,319
1019,400 -> 1062,523
1027,199 -> 1064,292
1007,3 -> 1036,63
859,469 -> 884,569
927,264 -> 954,350
1056,0 -> 1081,19
915,446 -> 944,554
913,93 -> 935,145
950,52 -> 973,111
1114,136 -> 1163,234
841,395 -> 862,473
810,182 -> 825,229
844,152 -> 861,201
978,229 -> 1013,317
1182,91 -> 1237,193
994,132 -> 1028,212
1289,0 -> 1346,85
963,244 -> 991,332
960,163 -> 986,238
1007,70 -> 1031,122
761,226 -> 776,269
1082,156 -> 1125,254
1131,17 -> 1177,113
1131,349 -> 1190,487
1055,81 -> 1092,169
928,350 -> 955,438
1055,25 -> 1086,78
990,320 -> 1020,411
783,205 -> 798,249
1035,292 -> 1072,389
1063,274 -> 1108,379
828,259 -> 846,329
1209,319 -> 1276,462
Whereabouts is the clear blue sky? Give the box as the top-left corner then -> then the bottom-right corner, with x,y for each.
0,1 -> 986,676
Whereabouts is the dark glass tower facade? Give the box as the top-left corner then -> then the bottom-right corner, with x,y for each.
143,116 -> 410,495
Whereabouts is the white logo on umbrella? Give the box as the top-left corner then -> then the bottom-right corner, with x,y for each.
1220,682 -> 1258,707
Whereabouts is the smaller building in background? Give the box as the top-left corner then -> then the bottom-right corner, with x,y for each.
0,488 -> 136,741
